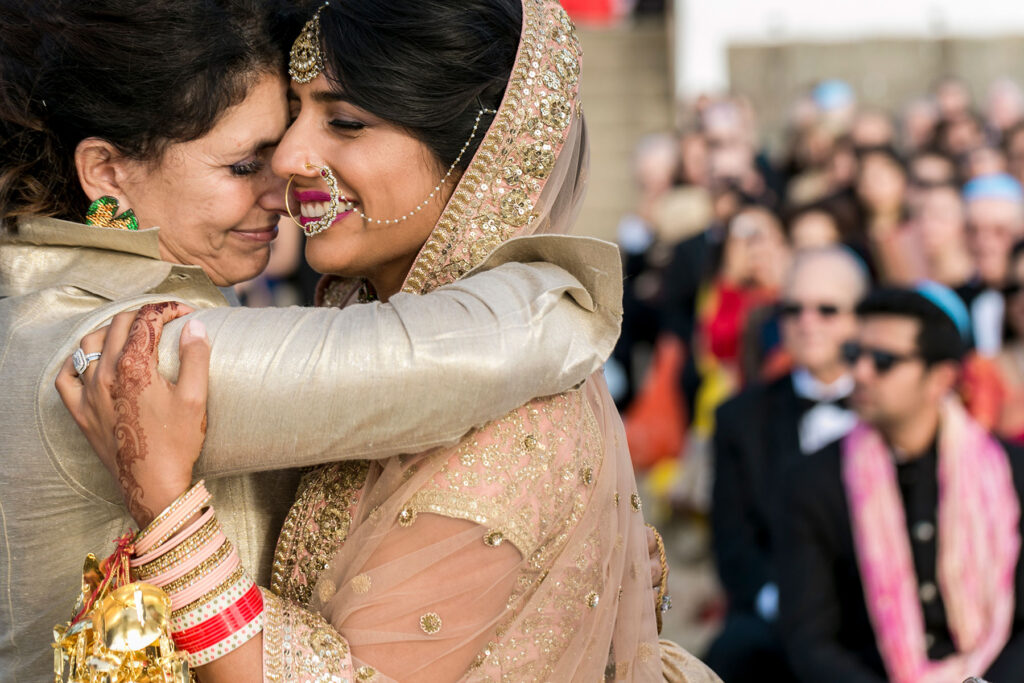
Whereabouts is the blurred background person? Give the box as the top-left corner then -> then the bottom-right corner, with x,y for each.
707,247 -> 866,682
778,285 -> 1024,682
996,240 -> 1024,442
964,172 -> 1024,355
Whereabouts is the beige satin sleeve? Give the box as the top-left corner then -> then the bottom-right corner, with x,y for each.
154,235 -> 623,479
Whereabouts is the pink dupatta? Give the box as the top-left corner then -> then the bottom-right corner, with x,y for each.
842,398 -> 1020,683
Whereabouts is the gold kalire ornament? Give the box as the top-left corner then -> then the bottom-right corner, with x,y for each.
52,535 -> 192,682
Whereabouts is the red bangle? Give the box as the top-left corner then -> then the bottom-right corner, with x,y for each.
171,583 -> 263,653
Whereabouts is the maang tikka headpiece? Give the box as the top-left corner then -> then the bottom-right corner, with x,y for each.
289,2 -> 329,84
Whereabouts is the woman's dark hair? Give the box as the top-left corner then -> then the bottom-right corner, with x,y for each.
0,0 -> 286,226
315,0 -> 522,173
856,287 -> 967,365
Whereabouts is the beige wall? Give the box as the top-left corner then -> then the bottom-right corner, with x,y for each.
574,20 -> 674,242
729,35 -> 1024,151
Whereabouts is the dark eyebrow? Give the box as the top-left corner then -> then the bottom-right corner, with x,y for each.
311,89 -> 352,104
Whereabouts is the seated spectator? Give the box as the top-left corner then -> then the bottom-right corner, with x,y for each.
701,205 -> 790,383
996,240 -> 1024,442
856,146 -> 909,280
964,173 -> 1024,354
707,247 -> 867,682
907,182 -> 975,289
778,284 -> 1024,683
786,205 -> 842,250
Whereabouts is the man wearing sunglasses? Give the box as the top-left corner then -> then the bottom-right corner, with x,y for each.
778,284 -> 1024,683
706,247 -> 867,682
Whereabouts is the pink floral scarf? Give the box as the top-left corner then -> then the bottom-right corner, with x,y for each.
842,398 -> 1020,683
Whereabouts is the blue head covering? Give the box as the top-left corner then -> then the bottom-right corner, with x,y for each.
914,280 -> 971,342
812,79 -> 855,112
963,173 -> 1024,204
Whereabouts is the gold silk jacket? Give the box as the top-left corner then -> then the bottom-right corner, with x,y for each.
0,216 -> 623,682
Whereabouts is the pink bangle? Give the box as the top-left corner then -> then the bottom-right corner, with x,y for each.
144,532 -> 227,586
133,507 -> 217,567
135,481 -> 211,555
169,550 -> 241,609
171,569 -> 253,632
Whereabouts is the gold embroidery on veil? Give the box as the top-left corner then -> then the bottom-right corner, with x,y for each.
401,0 -> 582,295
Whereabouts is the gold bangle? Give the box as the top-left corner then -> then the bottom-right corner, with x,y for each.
171,566 -> 247,619
160,540 -> 233,596
134,516 -> 219,581
647,523 -> 669,635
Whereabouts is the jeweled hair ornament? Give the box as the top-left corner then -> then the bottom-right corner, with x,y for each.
289,2 -> 329,84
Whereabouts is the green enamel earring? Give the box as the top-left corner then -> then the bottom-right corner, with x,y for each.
85,196 -> 139,231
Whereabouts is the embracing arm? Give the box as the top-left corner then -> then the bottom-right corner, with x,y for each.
155,236 -> 623,478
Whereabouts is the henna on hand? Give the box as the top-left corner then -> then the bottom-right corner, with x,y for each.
111,303 -> 180,524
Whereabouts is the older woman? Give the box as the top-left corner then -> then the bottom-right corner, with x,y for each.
60,1 -> 723,681
0,0 -> 624,678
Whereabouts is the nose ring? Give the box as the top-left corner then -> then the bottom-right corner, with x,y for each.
284,162 -> 341,237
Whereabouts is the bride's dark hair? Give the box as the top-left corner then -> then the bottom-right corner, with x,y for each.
316,0 -> 523,174
0,0 -> 286,227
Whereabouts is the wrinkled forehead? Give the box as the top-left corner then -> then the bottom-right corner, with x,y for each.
785,255 -> 864,306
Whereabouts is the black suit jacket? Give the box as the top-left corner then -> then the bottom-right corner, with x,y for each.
712,374 -> 803,612
777,438 -> 1024,683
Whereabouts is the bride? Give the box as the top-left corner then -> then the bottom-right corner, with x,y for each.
60,0 -> 719,680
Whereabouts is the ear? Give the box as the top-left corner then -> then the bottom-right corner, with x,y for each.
926,360 -> 960,400
75,138 -> 132,207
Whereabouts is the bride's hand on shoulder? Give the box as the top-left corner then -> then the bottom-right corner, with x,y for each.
56,302 -> 211,527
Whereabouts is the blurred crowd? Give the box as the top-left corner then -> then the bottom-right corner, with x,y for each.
614,76 -> 1024,682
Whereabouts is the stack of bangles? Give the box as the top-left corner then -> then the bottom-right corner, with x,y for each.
130,481 -> 263,667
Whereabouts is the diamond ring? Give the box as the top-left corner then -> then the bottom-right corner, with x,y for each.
72,348 -> 103,377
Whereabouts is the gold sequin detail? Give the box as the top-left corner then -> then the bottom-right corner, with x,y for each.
586,590 -> 600,608
400,0 -> 582,295
500,189 -> 533,227
522,142 -> 555,178
271,460 -> 369,606
315,579 -> 336,604
419,612 -> 443,635
397,506 -> 417,527
483,530 -> 505,547
630,493 -> 642,512
580,466 -> 594,485
356,665 -> 377,681
350,574 -> 372,594
262,589 -> 351,681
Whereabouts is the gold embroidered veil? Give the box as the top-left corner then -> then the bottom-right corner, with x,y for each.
302,1 -> 661,679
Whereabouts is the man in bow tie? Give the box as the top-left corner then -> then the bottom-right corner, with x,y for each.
705,246 -> 868,681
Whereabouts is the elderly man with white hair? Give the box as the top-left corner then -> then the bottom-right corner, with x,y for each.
706,246 -> 869,682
